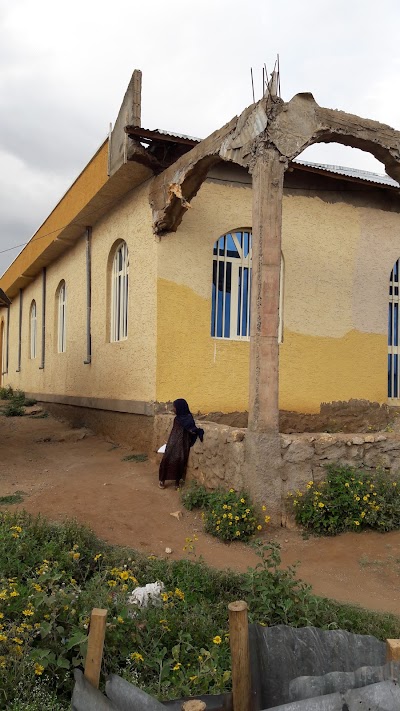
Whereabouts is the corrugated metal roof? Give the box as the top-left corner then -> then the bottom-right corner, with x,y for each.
152,128 -> 200,142
143,126 -> 400,189
293,159 -> 400,189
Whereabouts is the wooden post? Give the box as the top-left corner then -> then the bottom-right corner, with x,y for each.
84,608 -> 107,688
228,601 -> 251,711
386,638 -> 400,661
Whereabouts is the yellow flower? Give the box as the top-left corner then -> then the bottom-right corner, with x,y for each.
189,675 -> 198,682
117,616 -> 124,624
0,613 -> 3,620
11,533 -> 19,539
318,502 -> 324,508
130,652 -> 143,663
223,514 -> 227,519
213,635 -> 222,644
10,526 -> 22,533
235,516 -> 240,521
355,496 -> 360,501
32,584 -> 42,592
240,498 -> 245,503
229,489 -> 235,493
0,657 -> 5,668
9,590 -> 19,597
72,553 -> 80,560
257,525 -> 262,531
235,531 -> 241,537
161,592 -> 169,601
173,662 -> 182,671
107,580 -> 117,588
354,520 -> 360,526
393,482 -> 397,487
12,637 -> 23,645
94,554 -> 102,561
262,505 -> 266,511
22,609 -> 34,616
360,512 -> 366,518
70,578 -> 77,585
293,499 -> 298,506
34,663 -> 45,675
119,571 -> 129,581
223,504 -> 228,510
363,496 -> 368,502
345,482 -> 350,487
174,588 -> 185,600
264,515 -> 271,523
0,634 -> 7,642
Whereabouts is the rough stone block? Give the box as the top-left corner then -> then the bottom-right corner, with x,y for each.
283,441 -> 314,463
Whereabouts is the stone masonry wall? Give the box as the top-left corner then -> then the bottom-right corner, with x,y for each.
153,415 -> 400,524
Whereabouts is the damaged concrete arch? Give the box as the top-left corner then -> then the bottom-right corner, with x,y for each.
148,88 -> 400,515
150,92 -> 400,236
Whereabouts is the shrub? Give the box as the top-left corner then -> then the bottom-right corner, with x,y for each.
181,482 -> 210,510
181,483 -> 269,542
290,464 -> 400,535
0,385 -> 14,400
2,390 -> 32,417
4,402 -> 24,417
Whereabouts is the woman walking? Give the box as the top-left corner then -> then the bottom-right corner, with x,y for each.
159,398 -> 204,490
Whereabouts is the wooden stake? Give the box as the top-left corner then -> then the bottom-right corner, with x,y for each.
84,608 -> 107,688
386,638 -> 400,661
228,601 -> 251,711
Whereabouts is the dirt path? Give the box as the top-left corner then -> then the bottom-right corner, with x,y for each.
1,411 -> 400,616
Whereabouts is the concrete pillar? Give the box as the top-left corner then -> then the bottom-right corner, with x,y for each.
244,147 -> 286,519
248,147 -> 285,433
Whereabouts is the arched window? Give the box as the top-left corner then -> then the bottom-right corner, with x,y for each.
110,241 -> 129,342
30,300 -> 37,359
57,281 -> 67,353
211,230 -> 252,339
388,259 -> 400,401
211,230 -> 284,342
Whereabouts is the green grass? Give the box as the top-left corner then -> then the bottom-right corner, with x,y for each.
121,453 -> 148,462
0,511 -> 399,710
0,491 -> 25,505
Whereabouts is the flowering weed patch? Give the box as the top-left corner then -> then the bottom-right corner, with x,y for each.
181,483 -> 270,541
1,510 -> 400,710
290,465 -> 400,535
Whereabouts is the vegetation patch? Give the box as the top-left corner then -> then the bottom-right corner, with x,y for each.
1,512 -> 400,710
290,464 -> 400,535
0,385 -> 14,400
0,492 -> 25,506
122,453 -> 148,462
1,389 -> 37,417
182,483 -> 269,542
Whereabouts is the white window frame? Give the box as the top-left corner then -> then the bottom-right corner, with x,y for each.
110,241 -> 129,342
211,230 -> 252,341
211,230 -> 284,342
30,301 -> 37,359
58,281 -> 67,353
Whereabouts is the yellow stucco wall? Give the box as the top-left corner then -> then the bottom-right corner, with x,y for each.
1,181 -> 157,402
156,180 -> 398,414
2,172 -> 400,415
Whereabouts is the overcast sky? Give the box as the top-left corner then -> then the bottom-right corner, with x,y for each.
1,0 -> 400,276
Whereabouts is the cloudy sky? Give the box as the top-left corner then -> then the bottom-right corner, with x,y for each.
1,0 -> 400,276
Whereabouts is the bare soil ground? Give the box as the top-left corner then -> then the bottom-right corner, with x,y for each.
1,410 -> 400,616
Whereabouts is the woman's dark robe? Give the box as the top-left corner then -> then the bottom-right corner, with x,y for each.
159,399 -> 204,487
158,419 -> 192,486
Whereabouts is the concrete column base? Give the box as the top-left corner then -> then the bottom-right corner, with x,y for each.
244,430 -> 283,524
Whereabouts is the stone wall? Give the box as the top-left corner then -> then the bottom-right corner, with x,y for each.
153,415 -> 400,525
153,415 -> 246,490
